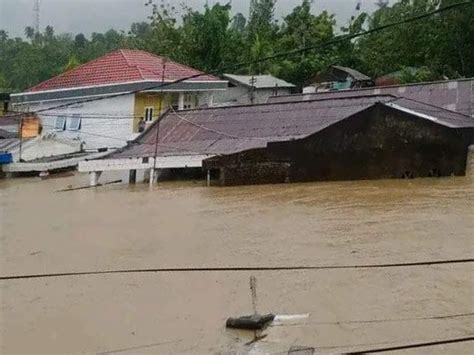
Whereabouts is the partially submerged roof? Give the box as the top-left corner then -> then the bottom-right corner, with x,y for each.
109,95 -> 395,159
270,79 -> 474,118
223,74 -> 295,89
110,94 -> 474,161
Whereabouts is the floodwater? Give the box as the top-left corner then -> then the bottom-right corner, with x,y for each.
0,167 -> 473,353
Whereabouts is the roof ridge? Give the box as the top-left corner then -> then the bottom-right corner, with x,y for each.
118,49 -> 132,66
177,94 -> 396,113
143,50 -> 214,80
28,49 -> 126,92
393,96 -> 471,118
273,78 -> 474,100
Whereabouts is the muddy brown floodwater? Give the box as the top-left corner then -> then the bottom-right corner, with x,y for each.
0,168 -> 473,354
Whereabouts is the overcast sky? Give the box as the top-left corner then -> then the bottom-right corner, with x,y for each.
0,0 -> 385,38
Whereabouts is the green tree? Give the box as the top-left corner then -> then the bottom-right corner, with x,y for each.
273,0 -> 336,86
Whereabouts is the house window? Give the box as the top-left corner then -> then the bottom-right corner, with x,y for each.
144,107 -> 154,122
54,116 -> 66,130
68,114 -> 82,130
183,94 -> 196,110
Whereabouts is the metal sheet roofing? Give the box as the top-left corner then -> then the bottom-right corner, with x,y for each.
270,79 -> 474,118
332,65 -> 372,81
27,49 -> 220,93
109,94 -> 474,161
0,138 -> 22,152
386,97 -> 474,128
110,95 -> 394,159
223,74 -> 295,89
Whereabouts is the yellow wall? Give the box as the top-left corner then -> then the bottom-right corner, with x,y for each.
133,93 -> 179,132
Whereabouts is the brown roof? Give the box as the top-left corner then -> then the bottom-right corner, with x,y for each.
270,79 -> 474,117
108,95 -> 398,159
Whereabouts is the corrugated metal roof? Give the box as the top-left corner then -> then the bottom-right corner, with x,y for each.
106,94 -> 474,161
110,95 -> 394,159
0,138 -> 22,152
270,79 -> 474,118
0,129 -> 17,138
332,66 -> 371,81
0,114 -> 21,127
223,74 -> 295,89
386,97 -> 474,128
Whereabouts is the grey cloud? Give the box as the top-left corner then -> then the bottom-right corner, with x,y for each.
0,0 -> 385,38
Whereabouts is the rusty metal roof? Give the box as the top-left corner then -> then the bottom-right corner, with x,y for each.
270,79 -> 474,117
386,97 -> 474,128
108,94 -> 474,161
110,95 -> 395,159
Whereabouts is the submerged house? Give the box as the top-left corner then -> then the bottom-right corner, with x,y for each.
79,95 -> 474,186
213,74 -> 295,106
10,49 -> 228,151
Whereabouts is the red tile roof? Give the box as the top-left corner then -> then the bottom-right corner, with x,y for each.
28,49 -> 220,92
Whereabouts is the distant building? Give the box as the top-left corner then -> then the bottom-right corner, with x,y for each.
270,78 -> 474,118
213,74 -> 295,106
303,65 -> 374,93
10,49 -> 227,150
79,95 -> 474,186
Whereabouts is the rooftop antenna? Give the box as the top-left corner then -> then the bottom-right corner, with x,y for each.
33,0 -> 40,33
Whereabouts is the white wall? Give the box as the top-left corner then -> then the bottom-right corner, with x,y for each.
15,94 -> 135,150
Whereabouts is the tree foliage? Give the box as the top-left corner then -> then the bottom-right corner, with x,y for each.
0,0 -> 473,92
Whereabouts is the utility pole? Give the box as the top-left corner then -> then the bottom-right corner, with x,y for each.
33,0 -> 40,34
150,58 -> 167,187
249,76 -> 257,105
18,115 -> 24,162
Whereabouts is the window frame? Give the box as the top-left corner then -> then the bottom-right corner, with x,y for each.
67,114 -> 82,131
144,106 -> 154,122
54,116 -> 67,131
183,94 -> 196,110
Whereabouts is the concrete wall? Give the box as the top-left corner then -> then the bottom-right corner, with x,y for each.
204,105 -> 474,186
13,94 -> 136,150
213,86 -> 292,105
12,90 -> 218,150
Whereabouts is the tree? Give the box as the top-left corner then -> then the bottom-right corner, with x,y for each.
231,13 -> 247,33
273,0 -> 336,86
24,26 -> 35,40
247,0 -> 278,40
64,55 -> 81,72
180,3 -> 236,71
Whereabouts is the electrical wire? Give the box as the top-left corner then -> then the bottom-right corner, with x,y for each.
0,258 -> 472,280
343,336 -> 474,354
8,0 -> 471,118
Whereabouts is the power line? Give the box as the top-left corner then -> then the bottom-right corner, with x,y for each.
275,312 -> 474,327
10,0 -> 471,118
343,336 -> 474,354
0,258 -> 472,281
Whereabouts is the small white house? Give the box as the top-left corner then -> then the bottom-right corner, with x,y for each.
213,74 -> 295,106
10,49 -> 228,151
